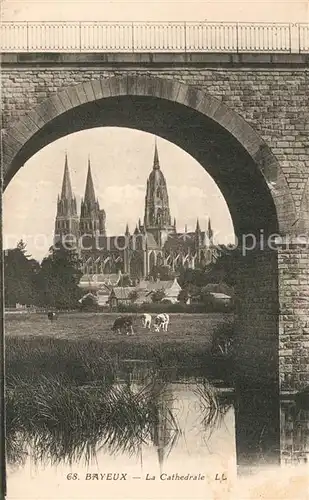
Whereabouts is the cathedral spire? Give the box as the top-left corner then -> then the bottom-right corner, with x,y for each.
144,140 -> 173,232
195,218 -> 201,233
125,223 -> 130,236
153,137 -> 160,170
208,217 -> 213,242
84,157 -> 96,205
61,153 -> 73,200
54,154 -> 79,247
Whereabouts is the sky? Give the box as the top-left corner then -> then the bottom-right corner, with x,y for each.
1,0 -> 308,22
3,129 -> 234,261
2,0 -> 305,261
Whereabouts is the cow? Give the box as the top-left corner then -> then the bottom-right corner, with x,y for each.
47,312 -> 57,322
212,335 -> 233,356
154,313 -> 170,332
141,313 -> 152,330
112,316 -> 134,336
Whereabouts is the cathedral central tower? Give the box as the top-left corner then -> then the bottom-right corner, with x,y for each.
144,140 -> 175,241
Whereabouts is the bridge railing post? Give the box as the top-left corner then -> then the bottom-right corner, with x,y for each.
132,22 -> 134,52
79,21 -> 82,52
26,22 -> 29,51
298,23 -> 309,53
289,23 -> 300,53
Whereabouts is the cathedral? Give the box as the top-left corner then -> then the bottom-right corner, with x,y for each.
54,141 -> 219,279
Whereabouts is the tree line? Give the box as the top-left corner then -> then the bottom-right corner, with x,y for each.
4,240 -> 83,309
4,240 -> 237,310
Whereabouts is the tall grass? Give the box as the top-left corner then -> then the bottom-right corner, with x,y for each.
6,335 -> 234,385
6,378 -> 173,465
5,331 -> 234,468
6,375 -> 232,468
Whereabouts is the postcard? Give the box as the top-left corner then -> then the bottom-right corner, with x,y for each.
1,2 -> 309,499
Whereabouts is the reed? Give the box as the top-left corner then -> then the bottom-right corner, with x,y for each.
6,373 -> 230,467
6,335 -> 232,385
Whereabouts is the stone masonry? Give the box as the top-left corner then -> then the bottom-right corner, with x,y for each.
1,52 -> 309,391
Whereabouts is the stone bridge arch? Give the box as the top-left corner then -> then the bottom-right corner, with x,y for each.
2,74 -> 296,236
1,74 -> 306,390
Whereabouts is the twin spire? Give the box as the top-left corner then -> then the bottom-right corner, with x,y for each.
60,153 -> 74,200
60,142 -> 214,239
60,154 -> 96,204
84,157 -> 96,205
61,138 -> 160,204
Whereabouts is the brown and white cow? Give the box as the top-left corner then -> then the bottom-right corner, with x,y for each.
112,316 -> 134,335
141,313 -> 152,330
154,313 -> 170,332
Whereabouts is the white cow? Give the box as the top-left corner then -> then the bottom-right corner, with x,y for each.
154,313 -> 170,332
142,313 -> 152,329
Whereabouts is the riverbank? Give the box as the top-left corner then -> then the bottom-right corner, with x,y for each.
6,312 -> 235,384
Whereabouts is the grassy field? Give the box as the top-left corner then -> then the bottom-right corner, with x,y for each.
5,312 -> 234,466
5,311 -> 234,342
5,312 -> 234,380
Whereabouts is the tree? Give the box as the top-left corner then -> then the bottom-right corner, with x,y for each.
119,274 -> 132,287
4,241 -> 40,307
149,265 -> 173,281
128,290 -> 138,303
79,293 -> 99,311
178,268 -> 208,289
200,282 -> 235,297
37,243 -> 83,309
204,247 -> 240,287
16,239 -> 28,255
178,289 -> 189,304
151,289 -> 166,303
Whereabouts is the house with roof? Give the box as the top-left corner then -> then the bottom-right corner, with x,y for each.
108,287 -> 136,309
78,271 -> 122,292
135,278 -> 182,304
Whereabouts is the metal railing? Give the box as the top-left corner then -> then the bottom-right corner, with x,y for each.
0,21 -> 309,53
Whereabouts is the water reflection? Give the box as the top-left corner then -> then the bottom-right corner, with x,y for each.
6,361 -> 233,470
6,359 -> 309,498
234,384 -> 281,473
281,401 -> 309,466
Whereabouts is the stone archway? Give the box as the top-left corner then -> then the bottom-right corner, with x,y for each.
2,75 -> 295,235
2,75 -> 307,390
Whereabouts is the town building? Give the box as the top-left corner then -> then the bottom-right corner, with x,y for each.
54,140 -> 219,281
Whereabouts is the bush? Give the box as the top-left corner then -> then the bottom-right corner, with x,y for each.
118,303 -> 141,313
79,294 -> 100,312
151,289 -> 166,303
114,302 -> 210,314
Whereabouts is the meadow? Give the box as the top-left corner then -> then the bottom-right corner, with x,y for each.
5,311 -> 234,342
5,312 -> 235,466
5,312 -> 235,383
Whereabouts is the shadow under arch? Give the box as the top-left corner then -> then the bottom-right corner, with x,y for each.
2,75 -> 296,238
2,75 -> 290,387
